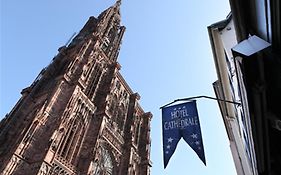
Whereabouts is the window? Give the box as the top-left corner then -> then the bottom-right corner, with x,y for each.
101,37 -> 110,53
86,64 -> 103,101
57,103 -> 89,164
92,147 -> 113,175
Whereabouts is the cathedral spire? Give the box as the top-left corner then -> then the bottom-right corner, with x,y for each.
116,0 -> 121,7
114,0 -> 122,14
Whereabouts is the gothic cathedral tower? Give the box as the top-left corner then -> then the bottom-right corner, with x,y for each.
0,1 -> 152,175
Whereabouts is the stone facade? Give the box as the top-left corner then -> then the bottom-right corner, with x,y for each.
0,1 -> 152,175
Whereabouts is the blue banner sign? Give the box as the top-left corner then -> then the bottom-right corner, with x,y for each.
162,101 -> 206,168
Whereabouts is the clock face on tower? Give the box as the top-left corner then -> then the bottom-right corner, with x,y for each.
92,147 -> 113,175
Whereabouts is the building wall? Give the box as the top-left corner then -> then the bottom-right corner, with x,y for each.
209,16 -> 258,175
228,0 -> 281,173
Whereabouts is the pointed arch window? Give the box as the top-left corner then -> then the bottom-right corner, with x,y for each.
86,64 -> 103,101
57,103 -> 90,164
101,37 -> 110,54
108,27 -> 117,43
134,118 -> 141,145
109,94 -> 118,114
116,103 -> 126,131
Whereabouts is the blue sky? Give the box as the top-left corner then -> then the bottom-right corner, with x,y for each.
1,0 -> 237,174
